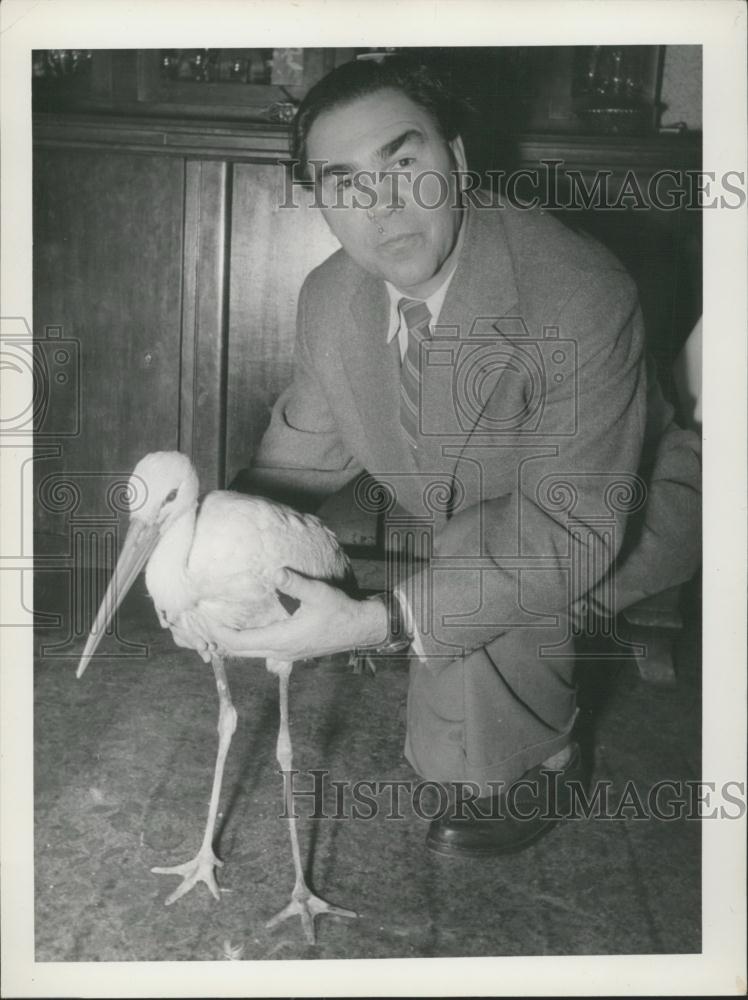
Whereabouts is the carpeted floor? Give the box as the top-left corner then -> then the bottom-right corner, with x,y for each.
34,572 -> 701,961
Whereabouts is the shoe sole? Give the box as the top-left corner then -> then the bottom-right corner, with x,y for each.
425,817 -> 560,859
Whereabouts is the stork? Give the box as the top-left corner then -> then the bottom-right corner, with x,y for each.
76,451 -> 357,944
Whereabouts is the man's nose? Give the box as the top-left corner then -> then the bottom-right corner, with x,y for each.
367,170 -> 406,217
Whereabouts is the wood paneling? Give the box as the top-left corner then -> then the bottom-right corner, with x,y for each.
33,147 -> 185,554
178,160 -> 231,491
34,114 -> 291,163
225,162 -> 339,483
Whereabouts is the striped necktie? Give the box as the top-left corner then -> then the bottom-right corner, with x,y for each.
398,297 -> 431,449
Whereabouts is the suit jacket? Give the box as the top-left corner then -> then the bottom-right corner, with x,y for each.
252,199 -> 699,661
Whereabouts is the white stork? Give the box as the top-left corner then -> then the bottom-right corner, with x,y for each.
77,451 -> 357,944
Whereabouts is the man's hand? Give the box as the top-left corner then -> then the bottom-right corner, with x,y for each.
210,568 -> 389,662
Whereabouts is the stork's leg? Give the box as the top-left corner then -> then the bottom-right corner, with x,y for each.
151,654 -> 237,905
265,660 -> 357,944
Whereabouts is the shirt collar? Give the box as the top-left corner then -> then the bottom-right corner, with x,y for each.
384,268 -> 457,343
383,220 -> 464,343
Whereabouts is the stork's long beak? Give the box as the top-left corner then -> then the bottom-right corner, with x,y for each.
76,519 -> 160,679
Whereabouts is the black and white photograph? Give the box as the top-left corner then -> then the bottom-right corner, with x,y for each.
1,1 -> 745,996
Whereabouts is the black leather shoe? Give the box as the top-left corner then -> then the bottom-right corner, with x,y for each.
426,743 -> 584,858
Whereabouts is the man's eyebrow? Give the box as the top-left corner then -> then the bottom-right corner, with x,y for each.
375,128 -> 424,162
316,129 -> 425,181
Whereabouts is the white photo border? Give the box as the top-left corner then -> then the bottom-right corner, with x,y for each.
1,1 -> 746,996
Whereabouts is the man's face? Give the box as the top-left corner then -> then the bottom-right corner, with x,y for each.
306,88 -> 466,299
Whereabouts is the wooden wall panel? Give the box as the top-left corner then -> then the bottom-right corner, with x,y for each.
178,160 -> 231,492
33,147 -> 185,555
225,162 -> 340,484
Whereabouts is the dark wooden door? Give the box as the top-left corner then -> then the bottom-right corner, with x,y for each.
33,147 -> 185,557
225,161 -> 340,483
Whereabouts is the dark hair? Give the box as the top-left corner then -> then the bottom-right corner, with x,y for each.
290,54 -> 465,174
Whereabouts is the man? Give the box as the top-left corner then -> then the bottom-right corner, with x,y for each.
216,56 -> 701,856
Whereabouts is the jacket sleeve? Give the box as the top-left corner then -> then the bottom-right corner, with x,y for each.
248,280 -> 363,510
583,354 -> 701,614
403,271 -> 648,662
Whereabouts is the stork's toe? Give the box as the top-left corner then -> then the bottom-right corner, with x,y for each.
152,849 -> 224,905
266,889 -> 357,944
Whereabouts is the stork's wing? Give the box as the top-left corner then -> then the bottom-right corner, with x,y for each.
185,490 -> 349,606
165,490 -> 353,653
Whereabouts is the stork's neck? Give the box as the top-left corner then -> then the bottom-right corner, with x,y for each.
144,502 -> 198,613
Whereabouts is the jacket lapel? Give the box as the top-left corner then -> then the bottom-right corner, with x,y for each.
438,201 -> 520,340
346,273 -> 416,472
417,203 -> 522,483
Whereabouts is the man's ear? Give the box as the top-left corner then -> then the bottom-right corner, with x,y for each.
449,134 -> 468,177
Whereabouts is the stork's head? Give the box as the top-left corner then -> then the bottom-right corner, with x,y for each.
129,451 -> 199,529
76,451 -> 199,679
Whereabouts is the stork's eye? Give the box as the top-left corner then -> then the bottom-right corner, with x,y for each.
163,488 -> 178,505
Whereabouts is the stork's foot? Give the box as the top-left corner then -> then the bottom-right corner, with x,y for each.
266,886 -> 357,944
151,848 -> 223,906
